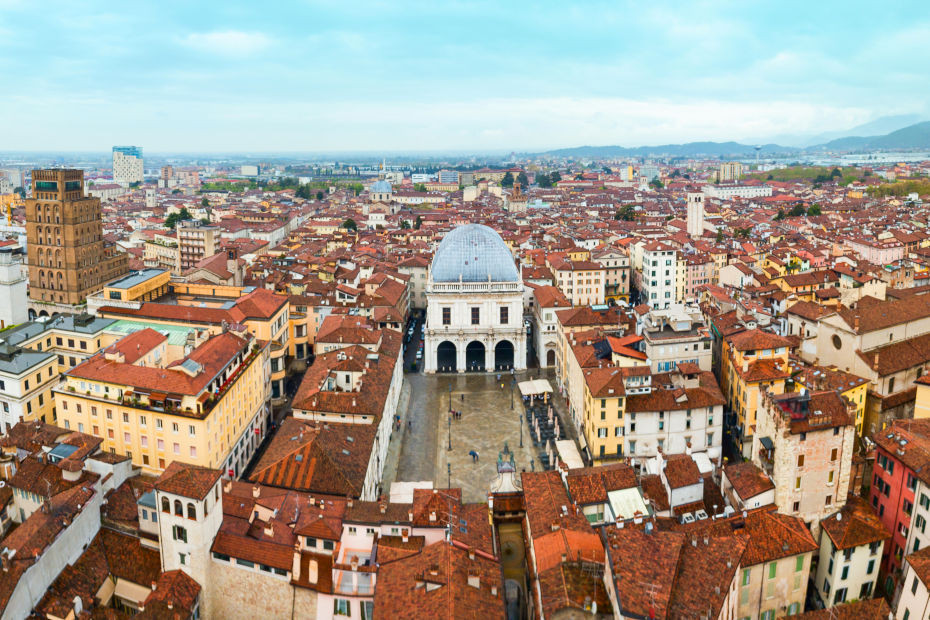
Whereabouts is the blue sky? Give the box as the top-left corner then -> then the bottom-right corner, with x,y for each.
1,0 -> 928,152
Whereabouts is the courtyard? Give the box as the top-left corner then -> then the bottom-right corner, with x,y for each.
382,369 -> 566,503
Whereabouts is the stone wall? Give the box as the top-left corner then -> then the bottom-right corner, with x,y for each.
206,558 -> 318,620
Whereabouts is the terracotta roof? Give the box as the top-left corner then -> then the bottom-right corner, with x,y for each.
373,542 -> 504,620
663,454 -> 701,490
820,495 -> 890,551
727,328 -> 793,352
154,461 -> 222,500
787,598 -> 890,619
249,417 -> 376,498
723,461 -> 774,501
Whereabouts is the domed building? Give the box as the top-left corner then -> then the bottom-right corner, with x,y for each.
424,224 -> 526,373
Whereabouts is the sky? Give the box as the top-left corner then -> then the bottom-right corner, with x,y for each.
1,0 -> 928,153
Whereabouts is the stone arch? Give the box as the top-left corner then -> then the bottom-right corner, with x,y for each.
494,339 -> 514,371
465,341 -> 485,372
546,348 -> 556,367
436,341 -> 457,373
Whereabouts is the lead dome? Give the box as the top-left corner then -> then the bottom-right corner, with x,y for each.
430,224 -> 519,283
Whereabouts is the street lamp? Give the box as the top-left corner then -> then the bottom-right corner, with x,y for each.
447,462 -> 451,489
510,378 -> 515,410
447,414 -> 452,451
519,414 -> 523,448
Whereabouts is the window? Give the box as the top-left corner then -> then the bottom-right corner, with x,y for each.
173,525 -> 187,543
795,556 -> 804,572
361,601 -> 374,620
795,477 -> 801,490
832,587 -> 847,605
867,559 -> 875,574
797,454 -> 804,467
187,503 -> 197,520
162,497 -> 170,513
828,470 -> 835,484
841,565 -> 849,580
189,425 -> 196,436
913,576 -> 920,595
826,495 -> 832,506
190,446 -> 197,458
172,422 -> 179,433
768,562 -> 776,579
173,443 -> 180,454
334,599 -> 350,616
830,448 -> 838,461
499,306 -> 509,324
471,307 -> 480,325
174,500 -> 183,516
742,569 -> 750,586
442,307 -> 451,325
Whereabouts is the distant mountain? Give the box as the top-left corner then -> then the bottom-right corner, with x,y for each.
538,141 -> 791,159
752,114 -> 926,148
533,120 -> 930,159
815,121 -> 930,151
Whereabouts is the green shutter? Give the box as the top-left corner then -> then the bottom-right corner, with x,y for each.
768,562 -> 777,579
795,556 -> 804,572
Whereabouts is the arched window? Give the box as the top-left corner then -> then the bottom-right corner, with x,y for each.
174,499 -> 183,516
187,502 -> 197,520
162,497 -> 170,513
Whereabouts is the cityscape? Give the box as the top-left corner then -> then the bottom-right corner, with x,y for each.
3,3 -> 930,620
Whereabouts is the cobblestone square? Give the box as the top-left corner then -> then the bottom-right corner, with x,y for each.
383,370 -> 563,503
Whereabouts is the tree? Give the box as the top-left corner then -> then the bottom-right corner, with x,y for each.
316,191 -> 324,200
501,172 -> 514,187
789,204 -> 807,217
807,204 -> 822,216
516,172 -> 528,187
200,218 -> 210,225
550,171 -> 561,183
342,218 -> 357,232
201,197 -> 210,208
295,184 -> 313,200
400,219 -> 411,229
414,215 -> 423,230
13,186 -> 25,198
164,207 -> 192,229
614,204 -> 637,221
773,209 -> 786,221
715,229 -> 725,243
830,167 -> 842,179
414,183 -> 427,193
536,173 -> 551,188
171,189 -> 183,195
649,178 -> 664,190
767,174 -> 774,180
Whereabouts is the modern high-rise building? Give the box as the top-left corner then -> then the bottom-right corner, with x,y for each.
718,161 -> 744,182
26,169 -> 129,308
112,145 -> 144,185
176,219 -> 220,272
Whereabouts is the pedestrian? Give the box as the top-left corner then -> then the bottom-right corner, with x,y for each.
407,420 -> 412,430
460,393 -> 464,402
474,450 -> 479,462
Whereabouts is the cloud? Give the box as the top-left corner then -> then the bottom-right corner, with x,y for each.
179,30 -> 271,56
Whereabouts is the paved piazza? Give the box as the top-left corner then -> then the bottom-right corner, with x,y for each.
383,369 -> 564,503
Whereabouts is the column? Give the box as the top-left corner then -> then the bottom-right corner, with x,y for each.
486,337 -> 494,372
456,338 -> 466,373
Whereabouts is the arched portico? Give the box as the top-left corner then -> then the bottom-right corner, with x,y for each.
436,341 -> 457,373
494,340 -> 514,371
465,341 -> 486,372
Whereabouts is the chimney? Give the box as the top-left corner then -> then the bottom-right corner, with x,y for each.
151,581 -> 157,591
873,352 -> 879,371
491,585 -> 498,596
1,554 -> 10,573
224,480 -> 232,493
73,596 -> 83,617
402,530 -> 409,543
252,485 -> 260,498
309,496 -> 316,506
264,523 -> 274,537
351,556 -> 359,571
429,511 -> 437,522
167,601 -> 173,610
379,503 -> 387,514
292,543 -> 302,581
467,569 -> 480,589
854,315 -> 860,331
468,548 -> 475,561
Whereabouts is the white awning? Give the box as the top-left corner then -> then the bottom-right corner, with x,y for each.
518,379 -> 553,396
